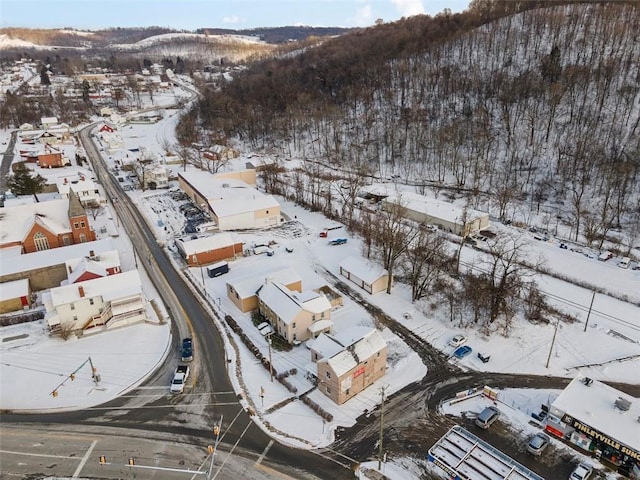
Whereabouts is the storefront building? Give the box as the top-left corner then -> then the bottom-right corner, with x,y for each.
545,375 -> 639,479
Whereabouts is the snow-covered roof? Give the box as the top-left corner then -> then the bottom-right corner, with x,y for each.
551,374 -> 640,451
0,278 -> 29,301
340,256 -> 388,284
308,319 -> 334,334
257,281 -> 331,325
65,249 -> 120,283
320,327 -> 387,377
228,268 -> 301,299
57,179 -> 98,196
382,190 -> 489,224
177,232 -> 240,256
179,170 -> 279,218
0,239 -> 115,276
0,199 -> 72,245
48,270 -> 141,307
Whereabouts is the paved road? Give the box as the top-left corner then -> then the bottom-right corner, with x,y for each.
0,130 -> 18,201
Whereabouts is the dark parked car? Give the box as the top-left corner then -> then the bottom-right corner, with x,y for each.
477,352 -> 491,363
181,338 -> 193,362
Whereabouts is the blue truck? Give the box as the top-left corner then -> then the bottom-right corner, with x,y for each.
329,238 -> 348,246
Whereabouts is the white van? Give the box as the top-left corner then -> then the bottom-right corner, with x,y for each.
618,257 -> 630,269
598,251 -> 613,261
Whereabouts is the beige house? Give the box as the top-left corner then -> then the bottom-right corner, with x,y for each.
339,256 -> 391,295
312,327 -> 387,405
226,269 -> 302,313
257,281 -> 333,344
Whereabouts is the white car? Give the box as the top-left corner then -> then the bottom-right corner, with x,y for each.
569,463 -> 592,480
257,322 -> 273,336
449,335 -> 467,348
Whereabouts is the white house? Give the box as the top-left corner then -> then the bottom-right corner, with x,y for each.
43,270 -> 147,334
57,177 -> 104,206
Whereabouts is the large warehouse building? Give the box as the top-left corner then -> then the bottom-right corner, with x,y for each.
178,169 -> 281,231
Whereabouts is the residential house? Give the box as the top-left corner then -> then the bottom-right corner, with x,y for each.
226,269 -> 301,313
24,146 -> 67,168
311,326 -> 387,405
144,164 -> 169,190
65,248 -> 121,284
40,116 -> 59,129
257,281 -> 332,344
0,239 -> 117,291
339,256 -> 391,295
175,232 -> 243,267
0,191 -> 96,253
43,270 -> 147,334
0,278 -> 31,314
57,177 -> 104,207
179,169 -> 281,231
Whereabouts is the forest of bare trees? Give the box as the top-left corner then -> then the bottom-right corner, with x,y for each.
181,2 -> 640,254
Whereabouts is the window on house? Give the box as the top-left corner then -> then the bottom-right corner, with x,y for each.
321,312 -> 325,319
376,352 -> 380,357
292,322 -> 296,329
312,314 -> 316,322
74,222 -> 79,229
235,292 -> 239,299
89,298 -> 94,305
73,316 -> 77,321
326,386 -> 331,394
326,371 -> 331,379
266,210 -> 269,214
62,236 -> 71,246
79,233 -> 87,243
80,221 -> 86,228
346,389 -> 350,395
293,334 -> 297,340
70,303 -> 75,310
33,232 -> 50,251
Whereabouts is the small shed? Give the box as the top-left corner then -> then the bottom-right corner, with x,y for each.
339,256 -> 391,295
0,278 -> 31,313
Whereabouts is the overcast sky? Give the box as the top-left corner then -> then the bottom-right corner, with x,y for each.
1,0 -> 471,30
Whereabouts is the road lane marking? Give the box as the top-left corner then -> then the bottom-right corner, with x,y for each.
255,462 -> 299,480
255,439 -> 273,465
72,439 -> 97,478
0,449 -> 79,460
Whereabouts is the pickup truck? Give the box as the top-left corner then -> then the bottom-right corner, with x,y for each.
329,238 -> 348,246
170,365 -> 190,394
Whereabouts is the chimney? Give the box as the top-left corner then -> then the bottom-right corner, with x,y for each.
78,286 -> 85,298
89,250 -> 95,258
64,177 -> 68,184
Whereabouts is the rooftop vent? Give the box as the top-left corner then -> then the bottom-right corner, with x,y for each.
614,397 -> 631,412
582,377 -> 594,386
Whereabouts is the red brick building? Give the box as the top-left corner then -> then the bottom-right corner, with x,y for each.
0,191 -> 96,253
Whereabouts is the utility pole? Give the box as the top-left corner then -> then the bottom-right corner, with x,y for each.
378,386 -> 386,470
267,333 -> 273,383
545,319 -> 559,369
583,291 -> 596,332
207,415 -> 223,480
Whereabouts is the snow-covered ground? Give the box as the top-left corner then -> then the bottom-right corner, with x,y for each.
1,81 -> 638,474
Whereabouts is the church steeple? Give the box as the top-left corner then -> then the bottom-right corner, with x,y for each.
67,189 -> 85,218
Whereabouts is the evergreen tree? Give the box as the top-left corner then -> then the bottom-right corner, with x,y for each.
6,162 -> 47,202
40,65 -> 51,86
